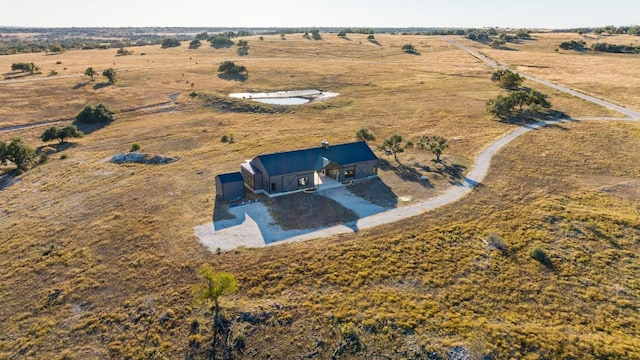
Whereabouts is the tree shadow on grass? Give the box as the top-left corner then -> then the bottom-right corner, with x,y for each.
498,109 -> 566,126
93,82 -> 112,90
72,120 -> 111,135
346,177 -> 399,209
0,170 -> 20,190
72,82 -> 89,89
378,157 -> 434,188
217,73 -> 248,82
437,162 -> 467,185
36,142 -> 78,155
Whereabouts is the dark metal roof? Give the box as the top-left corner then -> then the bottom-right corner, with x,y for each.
216,172 -> 244,183
252,141 -> 377,177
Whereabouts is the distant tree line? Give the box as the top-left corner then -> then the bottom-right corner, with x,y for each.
591,42 -> 640,54
466,28 -> 532,47
559,40 -> 640,54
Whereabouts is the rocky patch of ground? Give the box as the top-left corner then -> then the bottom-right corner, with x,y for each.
110,153 -> 176,165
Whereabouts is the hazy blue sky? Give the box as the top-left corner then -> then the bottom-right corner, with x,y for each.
1,0 -> 638,28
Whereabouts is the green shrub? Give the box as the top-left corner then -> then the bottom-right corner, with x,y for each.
529,246 -> 552,267
130,143 -> 141,152
60,154 -> 68,160
221,134 -> 228,143
487,233 -> 507,254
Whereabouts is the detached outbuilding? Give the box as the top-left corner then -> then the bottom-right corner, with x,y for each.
215,172 -> 245,200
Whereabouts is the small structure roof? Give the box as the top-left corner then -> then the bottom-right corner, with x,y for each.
253,141 -> 377,176
216,172 -> 244,183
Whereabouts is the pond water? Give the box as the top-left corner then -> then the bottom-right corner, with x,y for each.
253,97 -> 310,105
229,89 -> 338,106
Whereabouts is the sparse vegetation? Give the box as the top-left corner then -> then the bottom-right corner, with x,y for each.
1,31 -> 640,360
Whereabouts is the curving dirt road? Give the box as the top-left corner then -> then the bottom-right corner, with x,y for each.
197,40 -> 640,251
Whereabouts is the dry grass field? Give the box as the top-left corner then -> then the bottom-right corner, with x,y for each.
457,32 -> 640,111
1,32 -> 639,359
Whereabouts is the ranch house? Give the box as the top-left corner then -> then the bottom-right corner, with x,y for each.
215,141 -> 378,199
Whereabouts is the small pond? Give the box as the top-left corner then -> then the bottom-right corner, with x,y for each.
253,97 -> 310,105
229,89 -> 338,106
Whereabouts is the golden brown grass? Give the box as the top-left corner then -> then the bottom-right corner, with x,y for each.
1,32 -> 639,359
457,32 -> 640,111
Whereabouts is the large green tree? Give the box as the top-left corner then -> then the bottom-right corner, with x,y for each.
41,125 -> 83,144
491,69 -> 523,90
102,68 -> 117,84
75,103 -> 115,124
218,61 -> 248,80
486,90 -> 551,119
486,95 -> 515,119
0,138 -> 35,172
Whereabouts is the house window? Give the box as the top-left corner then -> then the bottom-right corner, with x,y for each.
298,176 -> 309,188
246,176 -> 255,189
344,169 -> 355,178
372,166 -> 377,174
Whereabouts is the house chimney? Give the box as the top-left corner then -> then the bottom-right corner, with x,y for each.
322,140 -> 329,149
